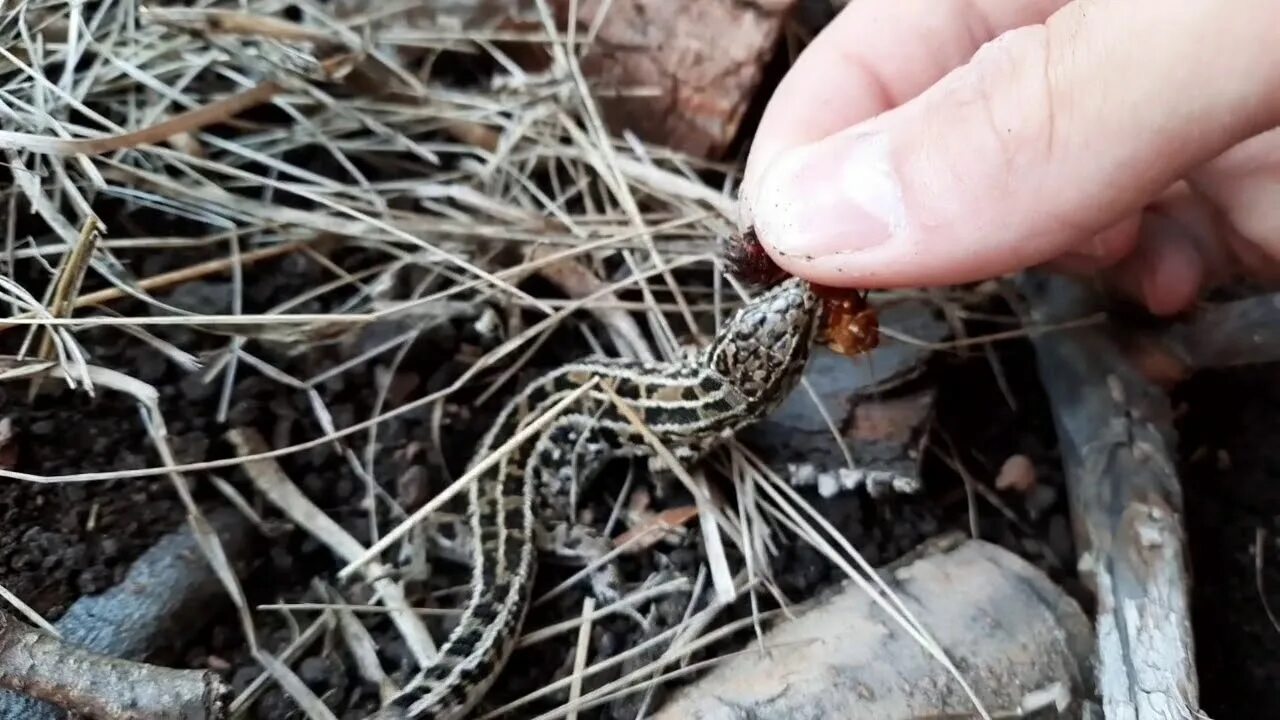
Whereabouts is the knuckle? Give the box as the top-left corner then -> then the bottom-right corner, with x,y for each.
964,24 -> 1060,175
922,23 -> 1088,236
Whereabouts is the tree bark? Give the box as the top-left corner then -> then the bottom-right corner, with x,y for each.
1019,272 -> 1203,720
0,508 -> 254,719
560,0 -> 800,158
653,536 -> 1096,719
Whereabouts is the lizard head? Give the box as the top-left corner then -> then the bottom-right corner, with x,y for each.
706,275 -> 821,407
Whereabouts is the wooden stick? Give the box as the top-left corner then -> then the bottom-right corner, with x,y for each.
1167,291 -> 1280,368
652,536 -> 1095,719
0,509 -> 252,719
0,81 -> 282,156
0,241 -> 306,333
0,612 -> 228,720
1124,291 -> 1280,384
1018,271 -> 1202,720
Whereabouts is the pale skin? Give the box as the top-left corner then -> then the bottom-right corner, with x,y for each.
740,0 -> 1280,316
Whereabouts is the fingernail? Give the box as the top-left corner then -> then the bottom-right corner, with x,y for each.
753,131 -> 906,259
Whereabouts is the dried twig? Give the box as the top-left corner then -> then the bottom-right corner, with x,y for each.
0,508 -> 256,719
0,609 -> 229,720
566,596 -> 595,720
0,240 -> 308,332
1018,271 -> 1202,720
653,537 -> 1094,720
1124,291 -> 1280,383
0,81 -> 283,156
225,427 -> 438,670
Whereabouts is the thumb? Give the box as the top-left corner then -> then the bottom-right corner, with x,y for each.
744,0 -> 1280,289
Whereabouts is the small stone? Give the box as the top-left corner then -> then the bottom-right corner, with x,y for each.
816,472 -> 839,498
667,547 -> 699,571
334,477 -> 355,501
205,654 -> 232,673
207,623 -> 233,652
379,638 -> 414,669
386,371 -> 421,405
258,688 -> 294,718
29,419 -> 55,436
330,404 -> 355,431
302,472 -> 327,498
269,545 -> 294,573
1217,449 -> 1232,470
994,454 -> 1037,493
61,544 -> 87,568
397,465 -> 430,510
226,399 -> 261,427
135,349 -> 167,382
98,537 -> 121,559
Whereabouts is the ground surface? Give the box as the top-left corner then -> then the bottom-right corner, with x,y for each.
1178,364 -> 1280,718
0,278 -> 1009,717
4,277 -> 1277,717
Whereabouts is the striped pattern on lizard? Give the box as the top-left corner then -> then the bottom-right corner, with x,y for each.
372,272 -> 870,719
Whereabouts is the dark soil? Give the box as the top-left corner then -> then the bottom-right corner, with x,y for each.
1177,364 -> 1280,718
0,264 -> 1071,720
5,235 -> 1279,718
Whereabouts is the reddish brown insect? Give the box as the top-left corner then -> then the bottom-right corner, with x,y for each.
814,285 -> 880,358
724,226 -> 880,357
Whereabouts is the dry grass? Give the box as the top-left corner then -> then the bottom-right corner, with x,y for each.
0,2 -> 1057,718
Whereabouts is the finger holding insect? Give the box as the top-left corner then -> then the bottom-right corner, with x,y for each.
725,227 -> 880,359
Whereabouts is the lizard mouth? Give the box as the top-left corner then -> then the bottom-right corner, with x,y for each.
723,225 -> 880,358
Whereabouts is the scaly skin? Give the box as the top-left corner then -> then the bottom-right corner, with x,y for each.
372,277 -> 822,720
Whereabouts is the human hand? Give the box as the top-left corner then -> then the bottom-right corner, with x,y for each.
739,0 -> 1280,315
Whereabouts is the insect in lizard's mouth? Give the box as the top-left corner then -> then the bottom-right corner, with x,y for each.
725,226 -> 880,358
812,284 -> 880,358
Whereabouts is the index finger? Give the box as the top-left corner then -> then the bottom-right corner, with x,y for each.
741,0 -> 1068,212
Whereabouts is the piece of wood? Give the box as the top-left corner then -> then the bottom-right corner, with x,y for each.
1163,291 -> 1280,368
1122,291 -> 1280,385
561,0 -> 800,158
652,536 -> 1096,719
0,610 -> 228,720
0,508 -> 252,719
1019,271 -> 1202,720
